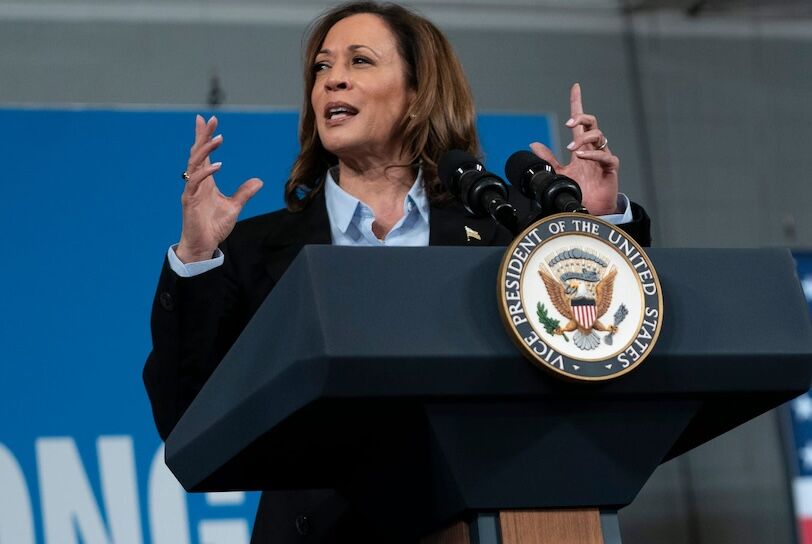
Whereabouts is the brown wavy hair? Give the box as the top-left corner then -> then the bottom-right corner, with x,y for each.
285,1 -> 480,211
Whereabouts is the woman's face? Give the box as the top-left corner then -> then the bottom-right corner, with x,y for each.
311,13 -> 415,165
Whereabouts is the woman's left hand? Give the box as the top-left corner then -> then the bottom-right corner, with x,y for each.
529,83 -> 620,216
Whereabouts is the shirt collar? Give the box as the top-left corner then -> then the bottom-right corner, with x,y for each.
324,166 -> 430,234
405,169 -> 430,224
324,167 -> 360,235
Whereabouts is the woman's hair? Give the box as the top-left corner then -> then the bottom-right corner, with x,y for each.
285,1 -> 479,211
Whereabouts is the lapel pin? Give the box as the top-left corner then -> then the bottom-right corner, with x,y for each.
465,226 -> 481,242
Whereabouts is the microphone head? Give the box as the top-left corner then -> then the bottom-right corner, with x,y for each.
438,149 -> 481,194
504,150 -> 555,188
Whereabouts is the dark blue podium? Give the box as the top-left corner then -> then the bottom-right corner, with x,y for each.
164,246 -> 812,543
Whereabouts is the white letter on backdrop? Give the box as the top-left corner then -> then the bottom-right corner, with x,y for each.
0,442 -> 35,544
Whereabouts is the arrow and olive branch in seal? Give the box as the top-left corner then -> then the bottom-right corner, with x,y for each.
536,302 -> 570,342
603,303 -> 629,346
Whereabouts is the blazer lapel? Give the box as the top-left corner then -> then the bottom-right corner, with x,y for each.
429,201 -> 502,246
262,190 -> 331,283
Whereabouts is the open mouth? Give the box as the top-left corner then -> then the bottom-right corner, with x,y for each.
324,103 -> 359,121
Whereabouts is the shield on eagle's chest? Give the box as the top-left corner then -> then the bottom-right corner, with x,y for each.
571,298 -> 597,329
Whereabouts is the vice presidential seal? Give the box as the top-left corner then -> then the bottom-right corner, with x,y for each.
497,213 -> 662,381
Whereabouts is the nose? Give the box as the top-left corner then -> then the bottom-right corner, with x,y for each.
326,79 -> 347,91
324,67 -> 351,92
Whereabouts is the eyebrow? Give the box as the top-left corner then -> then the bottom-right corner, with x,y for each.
316,44 -> 381,58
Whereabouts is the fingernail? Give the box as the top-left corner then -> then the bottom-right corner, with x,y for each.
575,150 -> 585,156
565,118 -> 575,127
212,161 -> 223,168
213,134 -> 223,141
566,141 -> 576,150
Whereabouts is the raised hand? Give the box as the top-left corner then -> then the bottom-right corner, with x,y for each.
529,83 -> 620,216
176,115 -> 263,263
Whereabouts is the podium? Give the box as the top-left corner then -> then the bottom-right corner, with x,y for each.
165,246 -> 812,543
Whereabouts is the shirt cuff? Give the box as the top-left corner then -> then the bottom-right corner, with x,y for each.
597,193 -> 632,225
167,244 -> 224,277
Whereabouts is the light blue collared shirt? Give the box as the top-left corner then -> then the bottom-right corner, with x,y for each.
323,167 -> 430,247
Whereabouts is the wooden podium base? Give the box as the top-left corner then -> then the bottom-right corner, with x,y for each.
422,509 -> 619,544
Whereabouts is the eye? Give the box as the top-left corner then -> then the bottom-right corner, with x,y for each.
352,56 -> 373,66
312,61 -> 329,73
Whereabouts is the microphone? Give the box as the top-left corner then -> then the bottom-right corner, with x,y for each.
438,149 -> 519,235
504,150 -> 588,216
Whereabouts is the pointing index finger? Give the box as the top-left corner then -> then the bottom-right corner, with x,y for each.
569,83 -> 584,138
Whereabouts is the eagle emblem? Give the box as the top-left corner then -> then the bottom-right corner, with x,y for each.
538,247 -> 622,350
498,213 -> 662,380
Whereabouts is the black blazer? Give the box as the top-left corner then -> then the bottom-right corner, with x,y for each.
143,190 -> 651,543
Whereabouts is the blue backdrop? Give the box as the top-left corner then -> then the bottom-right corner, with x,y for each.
0,108 -> 555,544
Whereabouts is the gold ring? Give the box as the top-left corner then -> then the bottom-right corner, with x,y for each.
596,137 -> 608,151
181,171 -> 191,182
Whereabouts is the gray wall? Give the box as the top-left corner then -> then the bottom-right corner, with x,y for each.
2,2 -> 809,542
622,411 -> 796,544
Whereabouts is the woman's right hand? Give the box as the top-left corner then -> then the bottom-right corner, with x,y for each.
176,115 -> 263,264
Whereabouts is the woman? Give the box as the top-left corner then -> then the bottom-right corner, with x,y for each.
144,2 -> 650,542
